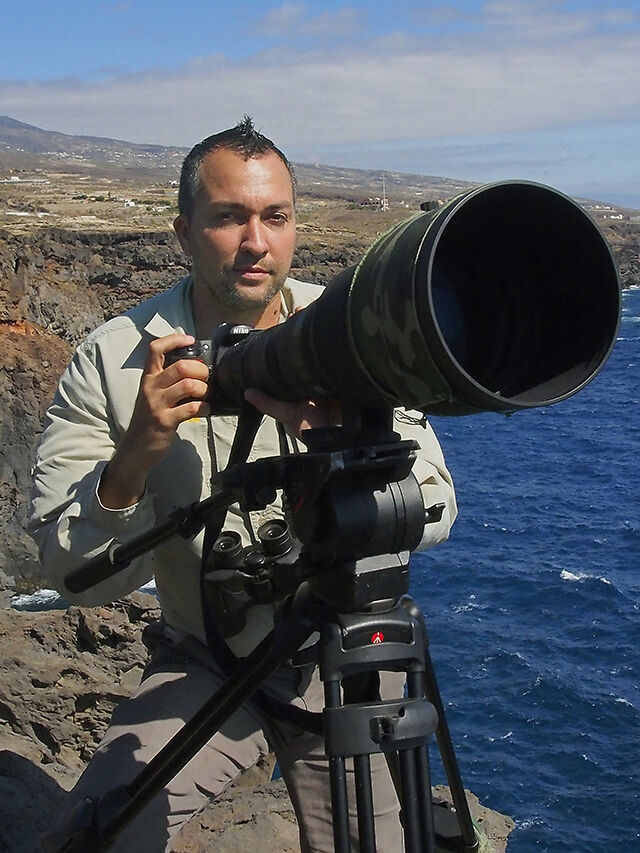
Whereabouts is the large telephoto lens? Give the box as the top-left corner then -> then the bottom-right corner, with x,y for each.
211,181 -> 621,415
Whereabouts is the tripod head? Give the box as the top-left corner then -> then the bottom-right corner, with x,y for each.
210,406 -> 444,627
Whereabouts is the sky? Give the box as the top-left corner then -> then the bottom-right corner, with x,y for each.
2,0 -> 640,207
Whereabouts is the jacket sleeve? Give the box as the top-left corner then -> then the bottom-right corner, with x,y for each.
28,340 -> 157,606
392,411 -> 457,551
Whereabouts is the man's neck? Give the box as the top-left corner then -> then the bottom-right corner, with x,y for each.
191,285 -> 283,338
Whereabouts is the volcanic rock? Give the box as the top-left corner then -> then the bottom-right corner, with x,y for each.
0,594 -> 513,852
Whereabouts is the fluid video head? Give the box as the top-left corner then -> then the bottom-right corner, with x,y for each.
173,181 -> 622,416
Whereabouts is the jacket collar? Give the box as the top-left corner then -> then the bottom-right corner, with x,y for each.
143,275 -> 196,339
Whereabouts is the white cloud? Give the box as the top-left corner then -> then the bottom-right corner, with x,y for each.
299,8 -> 362,37
482,0 -> 603,38
260,2 -> 305,34
1,2 -> 638,154
258,3 -> 363,38
419,1 -> 639,42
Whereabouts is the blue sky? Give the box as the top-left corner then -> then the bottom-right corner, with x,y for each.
2,1 -> 639,206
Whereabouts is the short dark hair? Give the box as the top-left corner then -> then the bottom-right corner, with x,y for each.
178,116 -> 297,216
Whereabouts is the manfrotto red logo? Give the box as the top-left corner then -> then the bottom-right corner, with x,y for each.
371,631 -> 384,644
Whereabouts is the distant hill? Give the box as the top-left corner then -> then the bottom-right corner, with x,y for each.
0,115 -> 473,200
0,115 -> 185,168
2,115 -> 637,212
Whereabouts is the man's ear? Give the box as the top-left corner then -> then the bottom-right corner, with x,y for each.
173,213 -> 192,257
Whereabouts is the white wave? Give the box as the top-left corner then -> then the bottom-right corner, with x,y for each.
452,593 -> 488,613
516,816 -> 546,831
11,588 -> 63,609
560,569 -> 611,585
613,696 -> 635,708
11,580 -> 158,611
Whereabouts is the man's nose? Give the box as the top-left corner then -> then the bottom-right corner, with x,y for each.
240,217 -> 269,256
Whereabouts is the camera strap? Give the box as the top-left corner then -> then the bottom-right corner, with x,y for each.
198,405 -> 261,673
198,408 -> 323,736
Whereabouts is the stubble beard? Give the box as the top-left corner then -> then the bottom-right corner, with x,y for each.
192,259 -> 291,332
221,279 -> 283,310
214,268 -> 288,313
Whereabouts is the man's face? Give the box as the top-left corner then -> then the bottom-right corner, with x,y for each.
174,148 -> 296,323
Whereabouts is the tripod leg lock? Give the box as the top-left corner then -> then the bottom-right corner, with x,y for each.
40,797 -> 101,853
41,785 -> 136,853
323,697 -> 438,757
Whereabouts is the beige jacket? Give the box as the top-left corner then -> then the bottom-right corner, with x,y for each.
29,275 -> 457,655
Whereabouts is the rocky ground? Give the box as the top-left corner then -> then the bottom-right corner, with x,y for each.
0,592 -> 514,852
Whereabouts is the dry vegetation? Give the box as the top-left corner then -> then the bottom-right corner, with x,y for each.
0,169 -> 180,233
2,157 -> 638,274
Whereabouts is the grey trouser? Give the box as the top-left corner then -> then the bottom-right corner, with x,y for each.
44,626 -> 405,852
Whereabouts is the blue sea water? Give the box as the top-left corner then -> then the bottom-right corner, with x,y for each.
413,286 -> 640,851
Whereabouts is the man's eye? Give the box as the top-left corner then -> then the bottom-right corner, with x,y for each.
269,213 -> 288,225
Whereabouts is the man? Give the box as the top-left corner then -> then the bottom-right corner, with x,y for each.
29,117 -> 457,852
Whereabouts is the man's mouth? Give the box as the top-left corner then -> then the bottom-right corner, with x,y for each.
234,266 -> 271,281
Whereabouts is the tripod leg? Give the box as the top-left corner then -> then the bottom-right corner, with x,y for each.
354,754 -> 376,852
383,728 -> 435,853
325,680 -> 351,853
415,744 -> 436,847
329,755 -> 351,853
324,677 -> 384,853
402,598 -> 479,852
399,748 -> 422,851
406,667 -> 437,849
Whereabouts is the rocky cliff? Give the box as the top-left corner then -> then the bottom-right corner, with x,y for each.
0,225 -> 366,597
0,227 -> 189,596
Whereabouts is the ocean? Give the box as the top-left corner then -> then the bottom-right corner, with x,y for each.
12,289 -> 639,851
414,285 -> 640,850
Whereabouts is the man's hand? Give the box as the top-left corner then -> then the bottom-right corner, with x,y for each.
99,333 -> 211,508
244,387 -> 341,440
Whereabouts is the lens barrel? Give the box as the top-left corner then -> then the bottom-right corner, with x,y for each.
210,181 -> 621,415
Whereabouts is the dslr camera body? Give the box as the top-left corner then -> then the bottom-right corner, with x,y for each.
164,323 -> 256,413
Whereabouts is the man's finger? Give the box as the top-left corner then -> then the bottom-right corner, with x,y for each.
159,357 -> 210,391
145,333 -> 196,373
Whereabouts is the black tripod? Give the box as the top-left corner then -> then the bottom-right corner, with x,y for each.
51,409 -> 480,853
